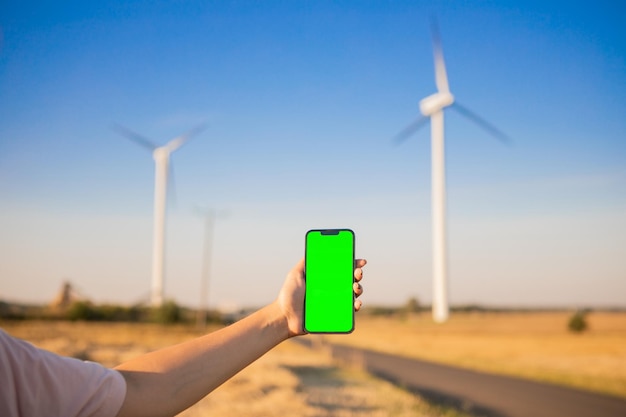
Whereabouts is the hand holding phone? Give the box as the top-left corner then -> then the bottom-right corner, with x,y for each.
304,229 -> 355,334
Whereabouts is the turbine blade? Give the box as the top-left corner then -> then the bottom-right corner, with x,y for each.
111,124 -> 158,150
392,116 -> 429,145
167,122 -> 208,152
452,103 -> 512,145
430,18 -> 450,93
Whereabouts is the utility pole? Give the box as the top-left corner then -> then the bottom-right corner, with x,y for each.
196,208 -> 227,329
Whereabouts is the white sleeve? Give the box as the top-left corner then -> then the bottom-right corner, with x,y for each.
0,329 -> 127,417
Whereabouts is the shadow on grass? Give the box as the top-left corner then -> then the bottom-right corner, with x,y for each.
283,364 -> 376,414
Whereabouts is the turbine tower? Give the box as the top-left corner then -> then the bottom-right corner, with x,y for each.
394,21 -> 509,323
115,123 -> 207,307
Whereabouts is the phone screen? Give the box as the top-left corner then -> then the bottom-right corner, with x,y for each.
304,229 -> 355,333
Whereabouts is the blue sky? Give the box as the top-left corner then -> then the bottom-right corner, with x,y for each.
1,1 -> 625,310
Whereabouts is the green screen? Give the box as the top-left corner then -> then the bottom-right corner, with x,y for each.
304,229 -> 355,333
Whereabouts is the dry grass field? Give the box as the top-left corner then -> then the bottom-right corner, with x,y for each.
3,311 -> 623,415
327,311 -> 626,399
0,320 -> 468,417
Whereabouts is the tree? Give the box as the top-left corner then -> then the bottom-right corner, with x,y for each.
405,297 -> 421,314
568,310 -> 588,333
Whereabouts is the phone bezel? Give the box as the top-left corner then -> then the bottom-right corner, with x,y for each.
303,228 -> 355,334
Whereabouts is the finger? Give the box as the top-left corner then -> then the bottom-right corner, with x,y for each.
354,298 -> 363,311
353,282 -> 363,297
292,258 -> 305,274
354,259 -> 366,281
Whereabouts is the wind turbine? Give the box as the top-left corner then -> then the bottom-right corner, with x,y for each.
394,21 -> 509,323
114,123 -> 207,307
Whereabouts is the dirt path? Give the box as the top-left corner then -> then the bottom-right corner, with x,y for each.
326,343 -> 626,417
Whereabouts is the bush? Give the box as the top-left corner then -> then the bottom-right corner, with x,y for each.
67,301 -> 103,321
152,300 -> 182,324
66,302 -> 146,322
568,310 -> 588,333
363,305 -> 398,317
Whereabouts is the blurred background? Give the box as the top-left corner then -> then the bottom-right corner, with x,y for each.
1,0 -> 624,312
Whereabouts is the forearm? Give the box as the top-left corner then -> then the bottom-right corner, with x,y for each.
114,301 -> 290,417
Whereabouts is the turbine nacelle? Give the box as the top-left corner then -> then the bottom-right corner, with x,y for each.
152,146 -> 171,162
419,91 -> 455,116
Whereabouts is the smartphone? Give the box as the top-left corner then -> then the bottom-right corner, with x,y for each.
304,229 -> 355,334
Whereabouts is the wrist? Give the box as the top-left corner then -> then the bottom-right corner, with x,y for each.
265,301 -> 292,341
270,299 -> 304,339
